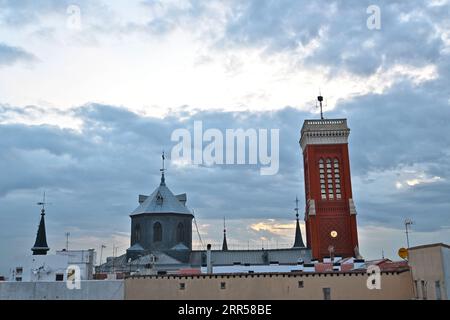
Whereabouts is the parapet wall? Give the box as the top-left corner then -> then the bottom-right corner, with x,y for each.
0,280 -> 124,300
125,271 -> 414,300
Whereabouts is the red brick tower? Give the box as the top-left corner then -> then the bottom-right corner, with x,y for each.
300,98 -> 359,260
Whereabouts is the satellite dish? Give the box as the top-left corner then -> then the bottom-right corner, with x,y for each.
398,247 -> 408,260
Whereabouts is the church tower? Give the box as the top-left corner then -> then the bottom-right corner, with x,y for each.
300,96 -> 359,259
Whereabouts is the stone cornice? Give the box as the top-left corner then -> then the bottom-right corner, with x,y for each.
300,119 -> 350,150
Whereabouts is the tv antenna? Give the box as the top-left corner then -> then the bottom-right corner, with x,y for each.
65,232 -> 70,251
404,218 -> 414,248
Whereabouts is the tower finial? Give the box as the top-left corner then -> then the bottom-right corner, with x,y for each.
160,151 -> 166,186
317,93 -> 324,120
37,191 -> 48,215
295,196 -> 299,220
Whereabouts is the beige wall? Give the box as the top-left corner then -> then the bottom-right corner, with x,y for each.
408,244 -> 449,300
125,271 -> 414,300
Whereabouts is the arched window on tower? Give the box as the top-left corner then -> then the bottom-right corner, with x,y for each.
153,222 -> 162,242
334,158 -> 341,199
319,159 -> 326,199
177,223 -> 184,243
326,158 -> 334,199
134,224 -> 141,243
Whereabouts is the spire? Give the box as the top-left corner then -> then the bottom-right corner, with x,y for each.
222,217 -> 228,251
293,196 -> 305,248
31,193 -> 50,255
160,151 -> 166,186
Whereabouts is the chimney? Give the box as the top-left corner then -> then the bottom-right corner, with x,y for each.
206,244 -> 213,274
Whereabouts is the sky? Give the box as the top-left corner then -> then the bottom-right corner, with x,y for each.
1,0 -> 450,274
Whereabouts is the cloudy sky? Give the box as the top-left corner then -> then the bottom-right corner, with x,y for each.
1,0 -> 449,274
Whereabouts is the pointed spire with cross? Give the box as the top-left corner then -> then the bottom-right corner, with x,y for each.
222,217 -> 228,251
32,192 -> 50,255
293,196 -> 305,248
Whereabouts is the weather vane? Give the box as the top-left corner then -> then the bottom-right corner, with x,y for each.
295,196 -> 299,219
36,191 -> 50,213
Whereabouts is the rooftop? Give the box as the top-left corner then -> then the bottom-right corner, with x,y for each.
130,175 -> 192,216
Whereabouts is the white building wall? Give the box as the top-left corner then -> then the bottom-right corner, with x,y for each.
10,255 -> 69,282
0,280 -> 124,300
9,249 -> 96,282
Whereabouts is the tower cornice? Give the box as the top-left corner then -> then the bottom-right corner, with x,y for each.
300,119 -> 350,151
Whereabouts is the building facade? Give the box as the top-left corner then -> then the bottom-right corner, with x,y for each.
408,243 -> 449,300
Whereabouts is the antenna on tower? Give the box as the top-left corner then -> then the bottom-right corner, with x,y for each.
316,92 -> 325,120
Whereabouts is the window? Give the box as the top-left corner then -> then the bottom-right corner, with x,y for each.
421,280 -> 427,300
55,274 -> 64,281
134,224 -> 141,242
177,223 -> 185,243
15,267 -> 23,274
153,222 -> 162,242
156,191 -> 163,205
298,281 -> 304,288
414,280 -> 419,299
323,287 -> 331,300
220,282 -> 226,290
319,157 -> 342,201
15,277 -> 22,282
435,281 -> 442,300
179,283 -> 185,290
319,159 -> 324,168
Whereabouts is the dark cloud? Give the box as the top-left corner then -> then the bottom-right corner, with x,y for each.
0,43 -> 36,65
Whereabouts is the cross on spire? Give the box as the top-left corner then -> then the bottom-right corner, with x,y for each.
160,151 -> 166,186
